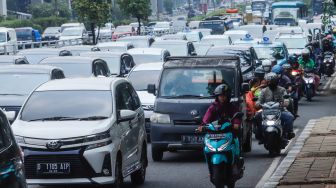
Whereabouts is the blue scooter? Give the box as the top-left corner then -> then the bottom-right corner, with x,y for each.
194,111 -> 244,188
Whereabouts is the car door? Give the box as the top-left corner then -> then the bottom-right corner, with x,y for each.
125,83 -> 144,164
115,83 -> 138,169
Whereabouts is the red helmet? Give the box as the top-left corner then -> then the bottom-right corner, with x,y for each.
326,35 -> 333,40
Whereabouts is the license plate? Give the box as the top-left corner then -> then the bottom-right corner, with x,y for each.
37,162 -> 70,174
208,133 -> 227,139
181,135 -> 204,144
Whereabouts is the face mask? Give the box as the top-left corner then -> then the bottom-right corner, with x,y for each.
269,81 -> 278,90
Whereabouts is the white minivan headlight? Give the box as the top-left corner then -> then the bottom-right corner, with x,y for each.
14,136 -> 25,144
150,113 -> 171,124
84,131 -> 112,150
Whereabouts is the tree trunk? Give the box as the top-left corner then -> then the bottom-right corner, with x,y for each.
91,23 -> 96,45
137,17 -> 141,35
96,26 -> 101,44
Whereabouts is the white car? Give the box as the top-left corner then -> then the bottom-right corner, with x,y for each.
274,33 -> 308,55
195,35 -> 232,55
59,27 -> 89,43
127,62 -> 163,140
96,42 -> 134,53
127,48 -> 170,65
12,77 -> 148,186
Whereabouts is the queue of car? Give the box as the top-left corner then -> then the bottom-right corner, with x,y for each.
0,19 -> 321,187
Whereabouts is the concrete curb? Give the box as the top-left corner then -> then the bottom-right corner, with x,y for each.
328,73 -> 336,94
262,119 -> 317,188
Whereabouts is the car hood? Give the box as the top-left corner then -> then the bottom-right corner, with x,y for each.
154,28 -> 169,31
12,119 -> 112,139
0,95 -> 27,107
137,91 -> 156,105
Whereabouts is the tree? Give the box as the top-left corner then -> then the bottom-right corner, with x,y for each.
28,1 -> 71,19
117,0 -> 151,35
164,0 -> 174,15
71,0 -> 111,44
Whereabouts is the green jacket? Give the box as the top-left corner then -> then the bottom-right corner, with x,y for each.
298,57 -> 315,69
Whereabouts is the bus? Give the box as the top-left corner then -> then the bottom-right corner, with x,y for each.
271,1 -> 308,26
252,0 -> 267,12
199,17 -> 233,34
312,0 -> 323,15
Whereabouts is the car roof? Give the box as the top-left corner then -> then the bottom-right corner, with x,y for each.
36,77 -> 125,91
128,48 -> 165,55
80,51 -> 124,58
0,65 -> 59,74
0,27 -> 15,32
0,55 -> 26,63
276,33 -> 306,38
224,30 -> 249,34
209,45 -> 251,51
18,48 -> 62,55
253,41 -> 284,47
118,36 -> 151,40
131,62 -> 163,71
61,45 -> 94,50
164,56 -> 240,68
153,40 -> 189,45
203,35 -> 230,39
96,42 -> 131,47
40,56 -> 96,64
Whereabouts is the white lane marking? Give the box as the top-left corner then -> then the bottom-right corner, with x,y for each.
255,128 -> 298,188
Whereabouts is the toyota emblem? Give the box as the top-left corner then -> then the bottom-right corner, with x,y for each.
46,140 -> 62,150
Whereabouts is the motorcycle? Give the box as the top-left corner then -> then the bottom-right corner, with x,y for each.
302,68 -> 316,101
291,69 -> 303,100
260,99 -> 290,156
323,51 -> 335,77
194,111 -> 244,188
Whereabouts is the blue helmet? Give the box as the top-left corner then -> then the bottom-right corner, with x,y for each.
271,64 -> 283,74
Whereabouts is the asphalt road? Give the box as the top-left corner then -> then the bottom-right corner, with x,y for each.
29,77 -> 336,188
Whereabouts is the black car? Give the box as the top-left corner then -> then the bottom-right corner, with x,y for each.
0,109 -> 26,188
206,45 -> 260,82
0,65 -> 65,122
148,56 -> 251,161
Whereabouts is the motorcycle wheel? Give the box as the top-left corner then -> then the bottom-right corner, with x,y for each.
306,87 -> 313,102
212,165 -> 225,188
227,179 -> 236,188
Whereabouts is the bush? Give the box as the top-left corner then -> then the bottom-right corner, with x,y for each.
33,17 -> 68,30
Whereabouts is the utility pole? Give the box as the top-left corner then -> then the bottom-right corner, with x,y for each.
157,0 -> 159,21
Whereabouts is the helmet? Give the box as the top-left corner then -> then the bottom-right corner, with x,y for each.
282,63 -> 292,70
333,28 -> 336,34
326,34 -> 333,40
265,72 -> 278,81
271,64 -> 282,74
254,66 -> 265,79
262,60 -> 272,73
288,55 -> 297,63
213,84 -> 231,97
301,48 -> 310,59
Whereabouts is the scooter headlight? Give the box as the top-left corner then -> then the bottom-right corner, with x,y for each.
217,140 -> 230,152
308,78 -> 314,84
291,71 -> 298,76
266,120 -> 276,126
205,141 -> 216,152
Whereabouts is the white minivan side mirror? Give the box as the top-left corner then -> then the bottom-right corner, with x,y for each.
4,111 -> 15,122
118,110 -> 136,122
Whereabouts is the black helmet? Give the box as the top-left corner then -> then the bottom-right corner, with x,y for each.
254,66 -> 265,79
213,84 -> 231,97
301,48 -> 310,60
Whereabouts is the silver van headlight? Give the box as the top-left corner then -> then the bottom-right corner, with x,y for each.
150,113 -> 171,124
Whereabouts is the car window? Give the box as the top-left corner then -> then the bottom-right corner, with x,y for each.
116,83 -> 134,110
0,115 -> 12,152
127,83 -> 141,109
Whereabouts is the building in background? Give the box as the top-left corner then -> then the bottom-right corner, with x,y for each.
0,0 -> 7,17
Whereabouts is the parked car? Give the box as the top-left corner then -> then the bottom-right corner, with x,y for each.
11,77 -> 148,186
42,27 -> 61,41
80,51 -> 136,77
39,56 -> 110,78
153,22 -> 173,36
151,40 -> 196,56
206,45 -> 260,82
96,42 -> 134,53
195,35 -> 232,55
147,56 -> 251,161
224,30 -> 250,42
127,62 -> 163,140
112,25 -> 136,40
60,22 -> 86,33
15,27 -> 41,49
17,48 -> 73,64
128,48 -> 170,65
60,45 -> 96,56
60,27 -> 89,44
117,36 -> 155,48
160,33 -> 187,40
0,109 -> 26,188
0,55 -> 29,65
0,65 -> 65,122
0,27 -> 17,54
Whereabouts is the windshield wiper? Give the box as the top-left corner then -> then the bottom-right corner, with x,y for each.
137,89 -> 148,91
28,116 -> 79,122
79,116 -> 109,121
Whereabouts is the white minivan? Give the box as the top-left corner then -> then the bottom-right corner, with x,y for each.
12,77 -> 148,187
0,27 -> 17,54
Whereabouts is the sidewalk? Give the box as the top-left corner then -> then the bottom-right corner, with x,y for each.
264,117 -> 336,188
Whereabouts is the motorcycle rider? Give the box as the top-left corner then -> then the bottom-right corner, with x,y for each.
254,73 -> 295,143
282,63 -> 299,117
298,48 -> 320,91
322,35 -> 334,53
198,84 -> 243,176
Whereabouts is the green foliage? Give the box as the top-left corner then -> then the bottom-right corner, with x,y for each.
28,0 -> 71,19
71,0 -> 112,44
33,17 -> 68,30
164,0 -> 174,15
117,0 -> 151,34
0,19 -> 43,32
